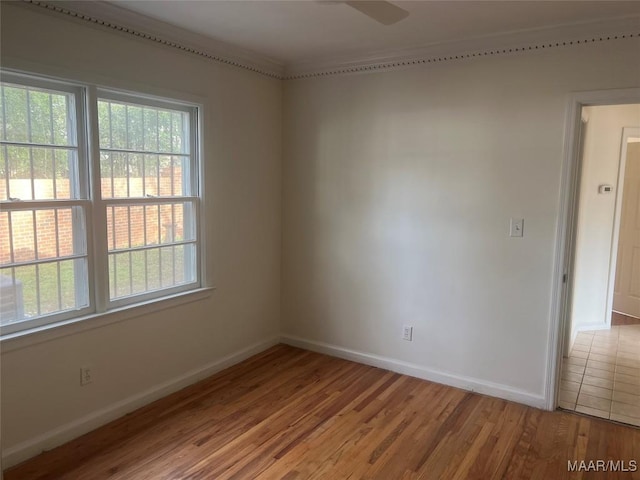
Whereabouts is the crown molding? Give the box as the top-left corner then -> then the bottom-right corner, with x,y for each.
19,0 -> 285,79
284,15 -> 640,80
14,1 -> 640,82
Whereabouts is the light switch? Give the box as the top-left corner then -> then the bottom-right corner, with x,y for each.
510,218 -> 524,237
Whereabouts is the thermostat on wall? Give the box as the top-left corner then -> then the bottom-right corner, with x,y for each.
598,185 -> 613,194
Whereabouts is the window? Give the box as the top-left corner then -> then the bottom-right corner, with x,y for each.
0,72 -> 201,335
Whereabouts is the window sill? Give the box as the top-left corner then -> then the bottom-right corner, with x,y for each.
0,287 -> 215,353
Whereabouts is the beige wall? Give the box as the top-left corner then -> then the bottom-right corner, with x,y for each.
571,104 -> 640,338
282,37 -> 640,403
0,2 -> 282,465
2,0 -> 640,470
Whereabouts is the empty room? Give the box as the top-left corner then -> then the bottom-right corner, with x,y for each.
0,1 -> 639,479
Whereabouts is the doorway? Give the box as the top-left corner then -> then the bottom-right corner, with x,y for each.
558,104 -> 640,426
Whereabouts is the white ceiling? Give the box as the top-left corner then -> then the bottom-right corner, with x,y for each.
111,1 -> 640,66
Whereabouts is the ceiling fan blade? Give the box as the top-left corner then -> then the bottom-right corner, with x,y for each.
345,1 -> 409,25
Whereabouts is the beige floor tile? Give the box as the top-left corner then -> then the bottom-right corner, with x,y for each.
588,353 -> 616,364
619,327 -> 640,333
582,375 -> 614,389
615,365 -> 640,377
563,363 -> 585,375
559,389 -> 579,404
577,393 -> 612,411
616,350 -> 640,360
586,360 -> 615,372
569,349 -> 589,359
574,336 -> 592,346
589,347 -> 617,358
591,345 -> 618,353
609,412 -> 640,427
562,371 -> 584,383
571,343 -> 590,353
584,367 -> 614,380
617,355 -> 640,364
613,381 -> 640,395
617,334 -> 640,341
617,344 -> 640,354
616,357 -> 640,369
612,390 -> 640,406
560,380 -> 581,393
566,356 -> 587,366
559,400 -> 576,410
615,372 -> 640,386
575,404 -> 610,419
574,335 -> 592,345
579,384 -> 612,400
592,334 -> 618,341
611,401 -> 640,419
617,352 -> 640,360
618,327 -> 640,334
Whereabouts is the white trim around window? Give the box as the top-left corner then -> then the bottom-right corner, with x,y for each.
0,69 -> 204,337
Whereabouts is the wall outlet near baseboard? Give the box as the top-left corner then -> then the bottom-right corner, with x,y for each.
402,325 -> 413,341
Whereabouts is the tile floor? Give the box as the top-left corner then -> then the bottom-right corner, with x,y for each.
559,324 -> 640,427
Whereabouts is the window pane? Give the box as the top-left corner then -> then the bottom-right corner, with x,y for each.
99,94 -> 197,306
0,77 -> 88,331
1,145 -> 77,200
100,152 -> 188,198
0,258 -> 88,325
1,83 -> 74,146
0,207 -> 86,266
105,202 -> 194,251
97,99 -> 189,155
108,243 -> 195,301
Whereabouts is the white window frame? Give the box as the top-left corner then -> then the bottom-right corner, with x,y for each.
0,70 -> 203,337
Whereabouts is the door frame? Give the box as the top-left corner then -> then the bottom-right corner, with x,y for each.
609,127 -> 640,321
545,88 -> 640,411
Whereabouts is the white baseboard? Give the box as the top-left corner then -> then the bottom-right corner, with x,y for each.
2,335 -> 280,469
3,334 -> 547,470
576,324 -> 611,332
281,335 -> 547,410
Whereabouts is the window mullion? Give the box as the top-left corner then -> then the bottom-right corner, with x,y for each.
86,85 -> 108,314
72,87 -> 91,312
0,198 -> 91,210
186,107 -> 198,285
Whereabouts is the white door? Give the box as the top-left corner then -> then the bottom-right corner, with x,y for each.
613,139 -> 640,318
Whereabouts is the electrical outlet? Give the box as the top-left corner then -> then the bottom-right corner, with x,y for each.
80,366 -> 93,386
402,325 -> 413,341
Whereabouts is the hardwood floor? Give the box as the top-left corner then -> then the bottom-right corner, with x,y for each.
5,345 -> 640,480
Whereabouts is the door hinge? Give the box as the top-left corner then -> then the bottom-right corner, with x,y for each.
563,273 -> 568,283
